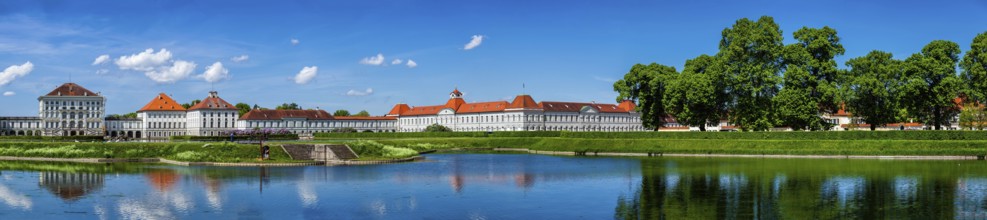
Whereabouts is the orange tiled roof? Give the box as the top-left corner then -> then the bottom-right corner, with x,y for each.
333,116 -> 397,120
402,105 -> 449,116
187,95 -> 237,111
617,100 -> 637,112
539,101 -> 629,113
387,104 -> 410,116
445,98 -> 466,111
137,93 -> 186,112
240,109 -> 333,120
508,95 -> 540,109
457,101 -> 509,114
45,83 -> 99,97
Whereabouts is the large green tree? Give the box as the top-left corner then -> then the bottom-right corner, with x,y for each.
845,51 -> 903,131
718,16 -> 785,131
333,109 -> 351,116
235,103 -> 251,116
901,40 -> 964,130
960,32 -> 987,102
276,103 -> 302,110
614,63 -> 677,130
773,26 -> 845,130
354,110 -> 370,117
664,55 -> 725,131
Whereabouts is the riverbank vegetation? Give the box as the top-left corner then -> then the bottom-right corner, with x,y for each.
316,130 -> 987,140
0,142 -> 294,163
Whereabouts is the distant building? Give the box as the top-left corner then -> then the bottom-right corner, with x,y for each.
39,83 -> 106,136
136,93 -> 188,139
186,91 -> 239,136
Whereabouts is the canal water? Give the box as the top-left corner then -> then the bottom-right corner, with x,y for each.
0,154 -> 985,219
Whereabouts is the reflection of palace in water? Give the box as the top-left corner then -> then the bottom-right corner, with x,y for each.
38,172 -> 105,201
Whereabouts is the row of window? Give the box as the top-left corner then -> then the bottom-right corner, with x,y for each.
401,114 -> 640,125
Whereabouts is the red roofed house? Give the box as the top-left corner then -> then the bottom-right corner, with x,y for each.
388,88 -> 644,132
137,93 -> 188,139
186,91 -> 239,136
38,83 -> 106,136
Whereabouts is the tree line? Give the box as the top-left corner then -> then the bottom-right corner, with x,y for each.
615,16 -> 987,131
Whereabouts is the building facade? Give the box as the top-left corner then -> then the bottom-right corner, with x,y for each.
39,83 -> 106,136
186,91 -> 239,136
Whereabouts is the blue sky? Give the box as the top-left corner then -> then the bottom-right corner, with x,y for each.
0,0 -> 985,116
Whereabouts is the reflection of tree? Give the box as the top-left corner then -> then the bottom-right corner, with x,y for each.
38,172 -> 104,201
618,158 -> 967,219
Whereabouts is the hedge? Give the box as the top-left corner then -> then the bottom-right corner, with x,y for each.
0,142 -> 291,162
0,135 -> 104,142
170,134 -> 299,141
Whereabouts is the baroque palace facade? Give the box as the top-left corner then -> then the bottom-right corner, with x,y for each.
0,83 -> 645,139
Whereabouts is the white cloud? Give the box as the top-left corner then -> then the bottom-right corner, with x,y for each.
199,62 -> 230,83
0,61 -> 33,86
2,91 -> 13,96
360,53 -> 385,66
95,69 -> 109,75
115,48 -> 172,72
346,88 -> 374,96
145,60 -> 196,84
230,55 -> 249,63
92,54 -> 110,65
295,66 -> 317,85
291,38 -> 300,45
406,59 -> 418,68
463,35 -> 484,50
391,59 -> 403,65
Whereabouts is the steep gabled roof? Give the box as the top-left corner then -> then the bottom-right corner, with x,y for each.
188,92 -> 237,111
240,109 -> 333,120
386,104 -> 410,116
507,95 -> 540,109
457,101 -> 509,114
137,93 -> 186,112
45,83 -> 100,97
617,100 -> 637,112
445,98 -> 466,111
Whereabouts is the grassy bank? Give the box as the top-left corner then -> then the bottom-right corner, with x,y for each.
334,137 -> 987,157
0,142 -> 295,163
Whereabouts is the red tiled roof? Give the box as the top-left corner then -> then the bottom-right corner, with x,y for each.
45,83 -> 99,97
137,93 -> 186,112
187,94 -> 237,111
333,116 -> 397,120
445,98 -> 466,111
402,105 -> 449,116
617,100 -> 637,112
451,88 -> 463,97
457,101 -> 509,114
240,109 -> 333,120
387,104 -> 410,116
507,95 -> 540,109
539,101 -> 630,113
591,104 -> 626,113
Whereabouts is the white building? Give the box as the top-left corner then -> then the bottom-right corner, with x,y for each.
236,109 -> 397,134
137,93 -> 188,139
186,91 -> 239,136
38,83 -> 106,136
388,89 -> 646,132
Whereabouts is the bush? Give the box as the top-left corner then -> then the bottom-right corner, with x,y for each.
170,134 -> 298,141
0,142 -> 292,162
0,135 -> 104,142
346,140 -> 419,159
333,127 -> 357,133
425,124 -> 452,132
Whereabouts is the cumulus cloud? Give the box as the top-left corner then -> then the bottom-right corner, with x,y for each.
230,55 -> 249,63
360,53 -> 385,66
391,59 -> 402,65
199,62 -> 230,83
92,54 -> 110,65
3,91 -> 13,96
346,88 -> 374,96
0,61 -> 33,86
291,38 -> 300,45
95,69 -> 109,75
463,35 -> 484,50
406,59 -> 417,68
115,48 -> 198,83
294,66 -> 317,85
115,48 -> 172,72
144,60 -> 196,84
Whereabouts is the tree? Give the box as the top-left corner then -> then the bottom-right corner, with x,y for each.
774,26 -> 845,130
425,123 -> 452,132
718,16 -> 785,131
333,109 -> 351,116
664,55 -> 725,131
901,40 -> 963,130
354,110 -> 370,117
961,31 -> 987,103
958,103 -> 986,130
845,51 -> 903,131
182,99 -> 201,109
235,103 -> 251,115
276,103 -> 301,110
614,63 -> 677,130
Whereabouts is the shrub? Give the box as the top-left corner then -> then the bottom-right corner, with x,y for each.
425,124 -> 452,132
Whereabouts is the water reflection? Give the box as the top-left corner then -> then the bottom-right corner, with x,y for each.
0,184 -> 31,210
617,158 -> 986,220
38,172 -> 105,201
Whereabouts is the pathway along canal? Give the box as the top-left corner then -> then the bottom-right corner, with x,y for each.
0,153 -> 985,219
